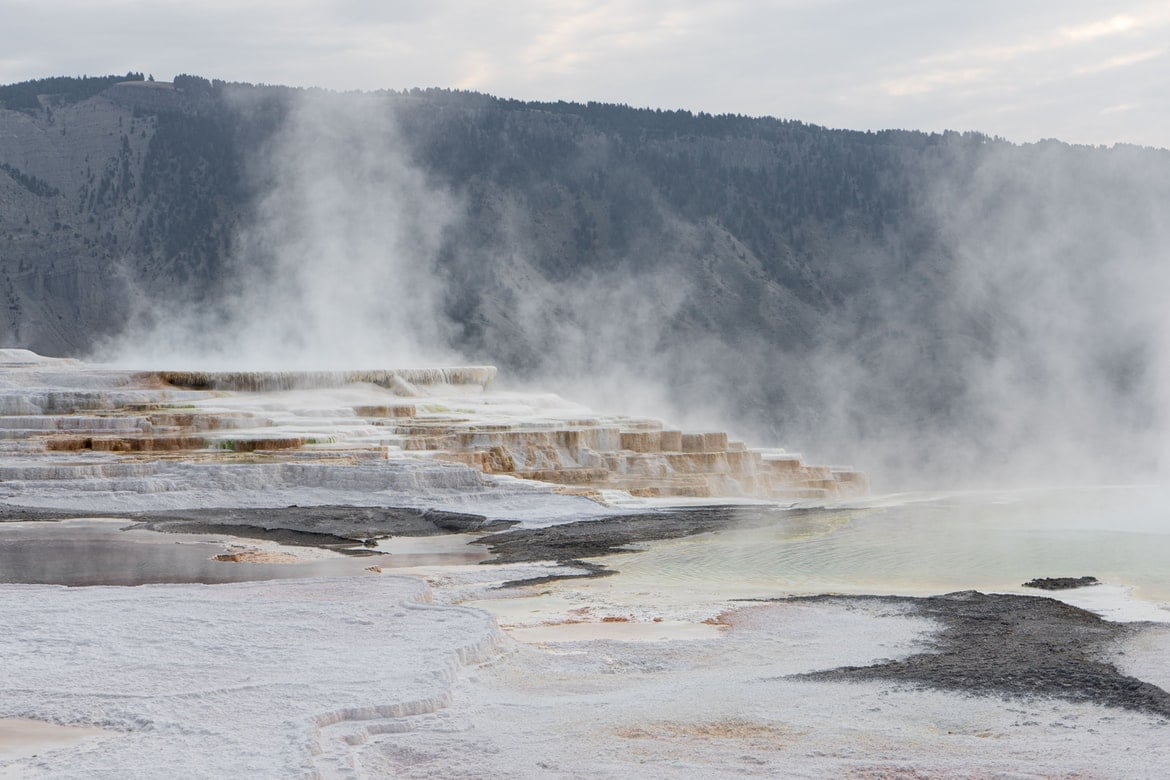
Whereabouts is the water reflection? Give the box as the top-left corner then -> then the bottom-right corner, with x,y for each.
0,520 -> 376,586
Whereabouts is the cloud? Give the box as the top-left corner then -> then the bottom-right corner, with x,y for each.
1060,13 -> 1138,42
1073,48 -> 1166,75
0,2 -> 1166,148
836,3 -> 1169,146
520,2 -> 706,76
882,68 -> 991,98
1101,102 -> 1141,114
876,7 -> 1170,100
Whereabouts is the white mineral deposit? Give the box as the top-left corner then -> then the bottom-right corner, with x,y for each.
2,352 -> 1169,778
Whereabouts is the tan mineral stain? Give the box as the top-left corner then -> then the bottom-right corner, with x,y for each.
213,550 -> 302,564
615,719 -> 805,744
0,718 -> 113,762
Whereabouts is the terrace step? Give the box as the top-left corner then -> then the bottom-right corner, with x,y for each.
0,360 -> 866,503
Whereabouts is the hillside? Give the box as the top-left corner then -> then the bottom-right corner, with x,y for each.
2,74 -> 1168,486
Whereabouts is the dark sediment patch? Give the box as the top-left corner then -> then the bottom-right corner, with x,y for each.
790,591 -> 1170,719
133,522 -> 380,556
1023,575 -> 1100,590
477,504 -> 818,585
0,506 -> 108,522
496,560 -> 617,589
476,505 -> 774,565
130,506 -> 509,546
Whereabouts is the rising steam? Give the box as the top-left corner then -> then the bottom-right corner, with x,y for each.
100,91 -> 1170,491
105,89 -> 461,369
774,141 -> 1170,488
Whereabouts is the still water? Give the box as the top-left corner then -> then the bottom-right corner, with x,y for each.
578,485 -> 1170,609
0,519 -> 377,586
5,487 -> 1168,608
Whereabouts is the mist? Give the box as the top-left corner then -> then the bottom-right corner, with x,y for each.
445,131 -> 1170,491
103,89 -> 462,370
463,133 -> 1170,491
96,90 -> 1170,492
791,139 -> 1170,489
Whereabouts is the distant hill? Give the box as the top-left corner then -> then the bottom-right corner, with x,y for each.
2,74 -> 1168,486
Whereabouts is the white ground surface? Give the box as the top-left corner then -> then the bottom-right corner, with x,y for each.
340,599 -> 1170,779
4,567 -> 1170,779
0,575 -> 502,779
3,355 -> 1170,777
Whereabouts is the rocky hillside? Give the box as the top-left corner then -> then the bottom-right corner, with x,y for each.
0,76 -> 239,351
2,74 -> 1169,486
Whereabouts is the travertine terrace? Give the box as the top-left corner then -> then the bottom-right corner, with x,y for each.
0,350 -> 865,504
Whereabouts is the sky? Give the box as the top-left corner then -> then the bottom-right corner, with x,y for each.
1,0 -> 1168,148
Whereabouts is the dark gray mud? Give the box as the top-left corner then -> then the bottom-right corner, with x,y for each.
792,591 -> 1170,719
479,511 -> 1170,718
132,506 -> 510,552
0,503 -> 755,586
1023,575 -> 1100,590
477,505 -> 793,586
476,507 -> 747,587
477,505 -> 770,564
477,512 -> 1170,719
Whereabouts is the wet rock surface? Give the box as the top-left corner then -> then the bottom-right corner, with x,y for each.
795,591 -> 1170,718
134,505 -> 507,540
0,504 -> 510,551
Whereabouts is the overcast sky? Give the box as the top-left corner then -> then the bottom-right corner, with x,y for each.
2,0 -> 1167,148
